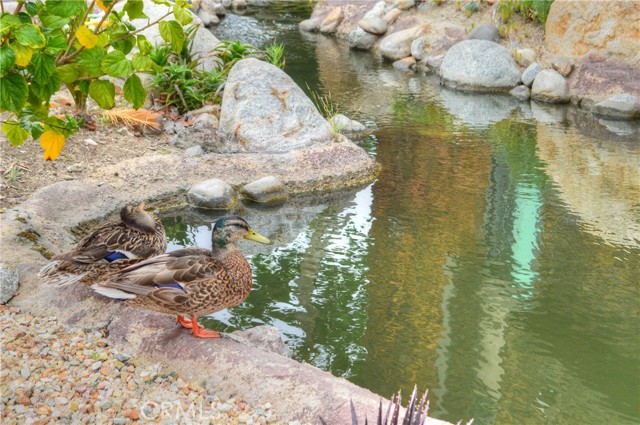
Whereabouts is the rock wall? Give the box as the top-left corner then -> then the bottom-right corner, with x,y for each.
545,0 -> 640,66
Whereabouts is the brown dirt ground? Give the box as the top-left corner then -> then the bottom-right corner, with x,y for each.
0,81 -> 186,210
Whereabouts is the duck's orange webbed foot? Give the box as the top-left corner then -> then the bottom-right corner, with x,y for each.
176,315 -> 194,329
190,316 -> 221,339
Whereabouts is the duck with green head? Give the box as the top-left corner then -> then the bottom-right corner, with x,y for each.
91,216 -> 270,338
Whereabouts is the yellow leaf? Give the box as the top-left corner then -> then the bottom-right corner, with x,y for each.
39,131 -> 66,161
10,43 -> 33,67
75,26 -> 98,49
96,0 -> 108,11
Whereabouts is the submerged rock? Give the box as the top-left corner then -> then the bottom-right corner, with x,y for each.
218,58 -> 334,153
531,69 -> 570,103
240,176 -> 288,204
591,93 -> 640,119
187,179 -> 237,209
510,85 -> 531,101
330,114 -> 368,137
440,40 -> 521,92
349,28 -> 379,50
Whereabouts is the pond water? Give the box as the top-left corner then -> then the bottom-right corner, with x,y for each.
162,3 -> 640,424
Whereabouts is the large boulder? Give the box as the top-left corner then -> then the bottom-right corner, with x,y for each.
218,58 -> 334,153
379,25 -> 430,61
531,69 -> 571,103
439,40 -> 521,92
545,0 -> 640,66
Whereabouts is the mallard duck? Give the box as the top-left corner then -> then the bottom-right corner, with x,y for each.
39,203 -> 167,286
91,216 -> 270,338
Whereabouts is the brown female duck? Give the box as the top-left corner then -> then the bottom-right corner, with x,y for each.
91,216 -> 270,338
39,203 -> 167,286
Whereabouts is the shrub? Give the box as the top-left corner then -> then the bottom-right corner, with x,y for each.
0,0 -> 192,160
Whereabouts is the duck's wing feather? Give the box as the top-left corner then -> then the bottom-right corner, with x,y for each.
98,248 -> 225,290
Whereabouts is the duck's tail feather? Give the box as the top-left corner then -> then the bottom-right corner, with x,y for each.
91,284 -> 137,300
38,261 -> 87,287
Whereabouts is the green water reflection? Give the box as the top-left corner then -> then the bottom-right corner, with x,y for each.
160,4 -> 640,425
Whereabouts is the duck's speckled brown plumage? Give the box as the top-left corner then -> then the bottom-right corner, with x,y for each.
91,216 -> 270,320
39,203 -> 167,286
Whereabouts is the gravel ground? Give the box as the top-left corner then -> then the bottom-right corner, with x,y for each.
0,306 -> 302,425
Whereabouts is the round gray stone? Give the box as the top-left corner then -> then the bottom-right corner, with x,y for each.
522,62 -> 542,87
0,263 -> 19,305
467,24 -> 500,43
510,85 -> 531,101
531,69 -> 570,103
440,39 -> 521,92
240,176 -> 288,203
349,28 -> 379,50
187,179 -> 237,209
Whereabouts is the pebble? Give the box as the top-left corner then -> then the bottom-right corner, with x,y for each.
0,307 -> 293,425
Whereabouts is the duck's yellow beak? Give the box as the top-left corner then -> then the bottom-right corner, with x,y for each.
245,229 -> 270,244
138,202 -> 146,211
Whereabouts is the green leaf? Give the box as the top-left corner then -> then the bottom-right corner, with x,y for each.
25,2 -> 42,17
96,32 -> 109,48
0,46 -> 16,77
56,64 -> 78,83
137,35 -> 152,54
123,0 -> 148,20
123,74 -> 146,109
150,0 -> 171,5
15,24 -> 46,48
10,43 -> 33,67
30,73 -> 61,100
101,50 -> 133,77
159,20 -> 185,53
45,33 -> 68,55
76,47 -> 106,78
0,14 -> 22,32
16,13 -> 33,24
28,53 -> 56,81
2,122 -> 30,146
88,79 -> 115,109
0,72 -> 28,113
19,111 -> 45,140
40,14 -> 70,29
131,53 -> 154,71
45,0 -> 86,18
173,0 -> 193,25
109,26 -> 136,55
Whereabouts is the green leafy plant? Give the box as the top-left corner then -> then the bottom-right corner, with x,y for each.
498,0 -> 554,25
0,0 -> 192,160
264,41 -> 285,69
213,40 -> 259,71
464,1 -> 480,17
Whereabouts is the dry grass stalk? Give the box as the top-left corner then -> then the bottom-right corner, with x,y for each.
99,109 -> 162,130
